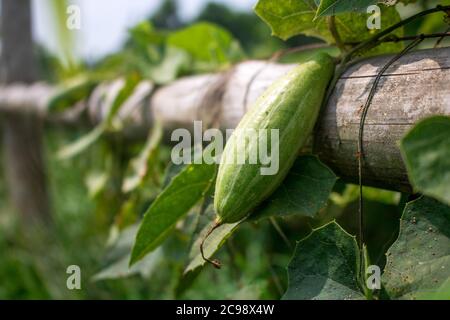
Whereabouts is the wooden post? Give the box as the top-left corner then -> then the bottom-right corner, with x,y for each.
0,47 -> 449,192
1,0 -> 51,223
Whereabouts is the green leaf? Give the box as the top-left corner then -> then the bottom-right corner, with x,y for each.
416,278 -> 450,300
144,46 -> 190,85
251,156 -> 337,220
400,116 -> 450,206
162,162 -> 186,188
283,222 -> 364,300
167,22 -> 244,66
383,197 -> 450,299
122,121 -> 163,193
128,21 -> 165,48
176,187 -> 221,297
49,0 -> 76,67
130,162 -> 217,265
92,225 -> 163,281
254,0 -> 324,41
337,199 -> 401,268
175,267 -> 202,299
105,75 -> 141,124
416,1 -> 450,34
254,0 -> 403,55
57,125 -> 106,160
316,1 -> 380,17
227,281 -> 267,300
85,170 -> 109,199
124,21 -> 191,84
114,194 -> 141,229
184,203 -> 241,273
93,250 -> 163,281
57,76 -> 141,160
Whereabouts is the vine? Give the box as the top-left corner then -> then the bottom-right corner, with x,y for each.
356,36 -> 424,283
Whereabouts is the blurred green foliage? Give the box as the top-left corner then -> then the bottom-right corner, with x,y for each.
0,129 -> 288,299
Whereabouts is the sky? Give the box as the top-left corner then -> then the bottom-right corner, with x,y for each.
32,0 -> 256,62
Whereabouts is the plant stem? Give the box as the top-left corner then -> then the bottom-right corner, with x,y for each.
269,217 -> 292,250
200,221 -> 223,269
361,245 -> 374,300
434,27 -> 450,48
345,32 -> 450,45
357,36 -> 424,265
327,16 -> 346,53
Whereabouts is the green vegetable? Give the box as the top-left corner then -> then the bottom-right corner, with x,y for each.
214,52 -> 335,223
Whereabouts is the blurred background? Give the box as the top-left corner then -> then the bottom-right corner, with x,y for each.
33,0 -> 256,60
32,0 -> 311,65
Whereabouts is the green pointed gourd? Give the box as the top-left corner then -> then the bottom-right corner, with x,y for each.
214,52 -> 335,224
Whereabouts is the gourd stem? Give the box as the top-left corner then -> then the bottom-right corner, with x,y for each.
327,16 -> 346,53
200,221 -> 222,269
